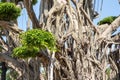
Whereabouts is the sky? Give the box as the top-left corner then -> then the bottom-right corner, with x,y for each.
17,0 -> 120,32
17,0 -> 40,30
93,0 -> 120,34
93,0 -> 120,24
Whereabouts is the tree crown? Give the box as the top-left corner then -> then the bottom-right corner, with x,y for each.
0,2 -> 21,21
12,29 -> 56,58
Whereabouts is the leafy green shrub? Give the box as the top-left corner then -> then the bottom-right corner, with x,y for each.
0,2 -> 21,21
12,29 -> 56,58
13,46 -> 39,58
97,16 -> 117,25
20,29 -> 56,50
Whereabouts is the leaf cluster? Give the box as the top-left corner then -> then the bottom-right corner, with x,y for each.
12,29 -> 56,58
0,2 -> 21,21
13,46 -> 39,58
97,16 -> 117,25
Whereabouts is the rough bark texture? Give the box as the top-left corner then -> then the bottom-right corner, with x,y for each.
1,62 -> 7,80
0,1 -> 41,80
23,0 -> 40,28
0,0 -> 120,80
39,0 -> 120,80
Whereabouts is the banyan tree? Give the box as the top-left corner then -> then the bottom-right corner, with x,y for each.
0,0 -> 120,80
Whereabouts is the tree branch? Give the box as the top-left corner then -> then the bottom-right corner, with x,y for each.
0,52 -> 23,76
79,7 -> 99,34
111,33 -> 120,43
100,16 -> 120,38
0,21 -> 22,33
23,0 -> 41,29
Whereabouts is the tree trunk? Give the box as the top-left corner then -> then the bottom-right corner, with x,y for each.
1,62 -> 7,80
0,0 -> 119,80
39,0 -> 120,80
15,58 -> 40,80
0,1 -> 41,80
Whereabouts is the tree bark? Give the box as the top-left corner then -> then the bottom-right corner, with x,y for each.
0,0 -> 120,80
39,0 -> 120,80
1,62 -> 7,80
23,0 -> 40,28
100,16 -> 120,38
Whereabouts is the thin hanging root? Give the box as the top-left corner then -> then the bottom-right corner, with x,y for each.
80,7 -> 99,34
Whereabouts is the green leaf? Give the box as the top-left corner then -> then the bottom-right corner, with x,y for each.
13,29 -> 57,58
0,2 -> 21,21
97,16 -> 118,25
12,46 -> 39,58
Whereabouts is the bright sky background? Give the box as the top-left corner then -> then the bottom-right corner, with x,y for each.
17,0 -> 120,32
93,0 -> 120,34
93,0 -> 120,24
17,0 -> 40,30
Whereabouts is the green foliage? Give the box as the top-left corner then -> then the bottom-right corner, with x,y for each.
12,29 -> 56,58
0,2 -> 21,21
97,16 -> 117,25
32,0 -> 38,5
105,67 -> 111,78
13,46 -> 39,58
20,29 -> 56,51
